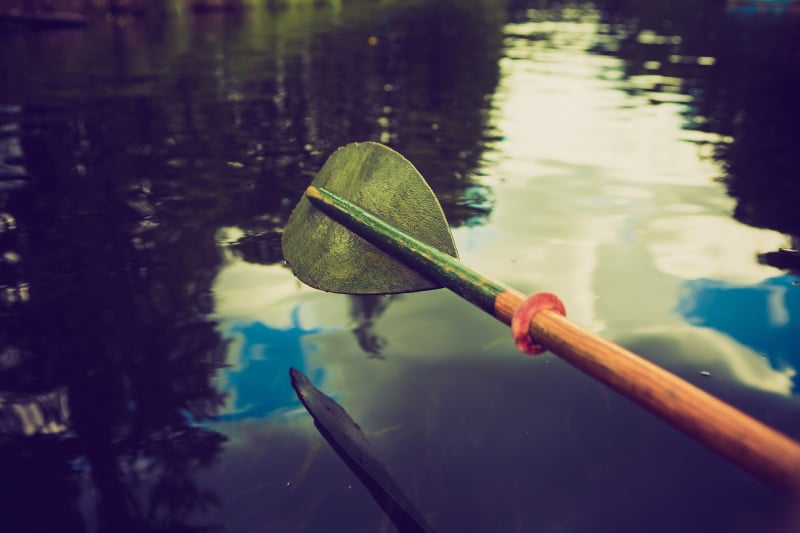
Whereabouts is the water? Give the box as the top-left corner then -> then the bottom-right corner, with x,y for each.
1,1 -> 799,531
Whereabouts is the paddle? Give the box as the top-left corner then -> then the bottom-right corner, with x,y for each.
282,141 -> 800,493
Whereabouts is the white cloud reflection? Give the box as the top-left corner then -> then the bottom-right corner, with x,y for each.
459,11 -> 794,396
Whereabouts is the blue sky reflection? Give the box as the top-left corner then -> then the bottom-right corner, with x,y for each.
209,256 -> 348,423
214,306 -> 326,422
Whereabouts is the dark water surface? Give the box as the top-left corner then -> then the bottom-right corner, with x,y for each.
1,1 -> 799,531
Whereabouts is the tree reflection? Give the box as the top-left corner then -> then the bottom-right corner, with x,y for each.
0,0 -> 509,529
5,0 -> 798,530
589,0 -> 800,272
703,12 -> 800,261
0,98 -> 229,531
349,295 -> 393,359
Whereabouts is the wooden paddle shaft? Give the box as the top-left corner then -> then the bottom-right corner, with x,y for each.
306,185 -> 800,492
497,289 -> 800,493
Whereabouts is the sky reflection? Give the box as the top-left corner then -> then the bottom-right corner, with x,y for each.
214,309 -> 326,421
2,1 -> 799,531
210,258 -> 344,420
679,274 -> 800,393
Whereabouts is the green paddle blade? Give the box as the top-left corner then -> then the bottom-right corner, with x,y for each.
282,142 -> 458,294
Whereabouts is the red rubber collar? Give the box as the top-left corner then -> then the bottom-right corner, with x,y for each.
511,292 -> 566,355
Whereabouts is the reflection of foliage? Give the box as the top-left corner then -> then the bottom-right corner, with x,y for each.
0,0 -> 511,529
709,19 -> 800,236
151,0 -> 504,263
690,12 -> 800,273
586,0 -> 800,269
373,0 -> 505,184
0,434 -> 85,532
0,94 -> 229,530
134,425 -> 227,528
349,295 -> 393,358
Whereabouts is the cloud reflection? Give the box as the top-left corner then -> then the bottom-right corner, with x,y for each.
211,257 -> 402,421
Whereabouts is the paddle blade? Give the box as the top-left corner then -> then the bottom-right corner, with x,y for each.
282,142 -> 458,294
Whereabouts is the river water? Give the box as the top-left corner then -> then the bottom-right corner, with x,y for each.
1,1 -> 799,531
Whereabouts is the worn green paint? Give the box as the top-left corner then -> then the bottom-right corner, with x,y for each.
303,185 -> 510,316
282,141 -> 459,294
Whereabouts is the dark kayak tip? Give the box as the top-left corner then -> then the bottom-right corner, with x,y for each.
289,367 -> 435,533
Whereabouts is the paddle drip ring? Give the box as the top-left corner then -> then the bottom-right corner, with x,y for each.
511,292 -> 566,355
